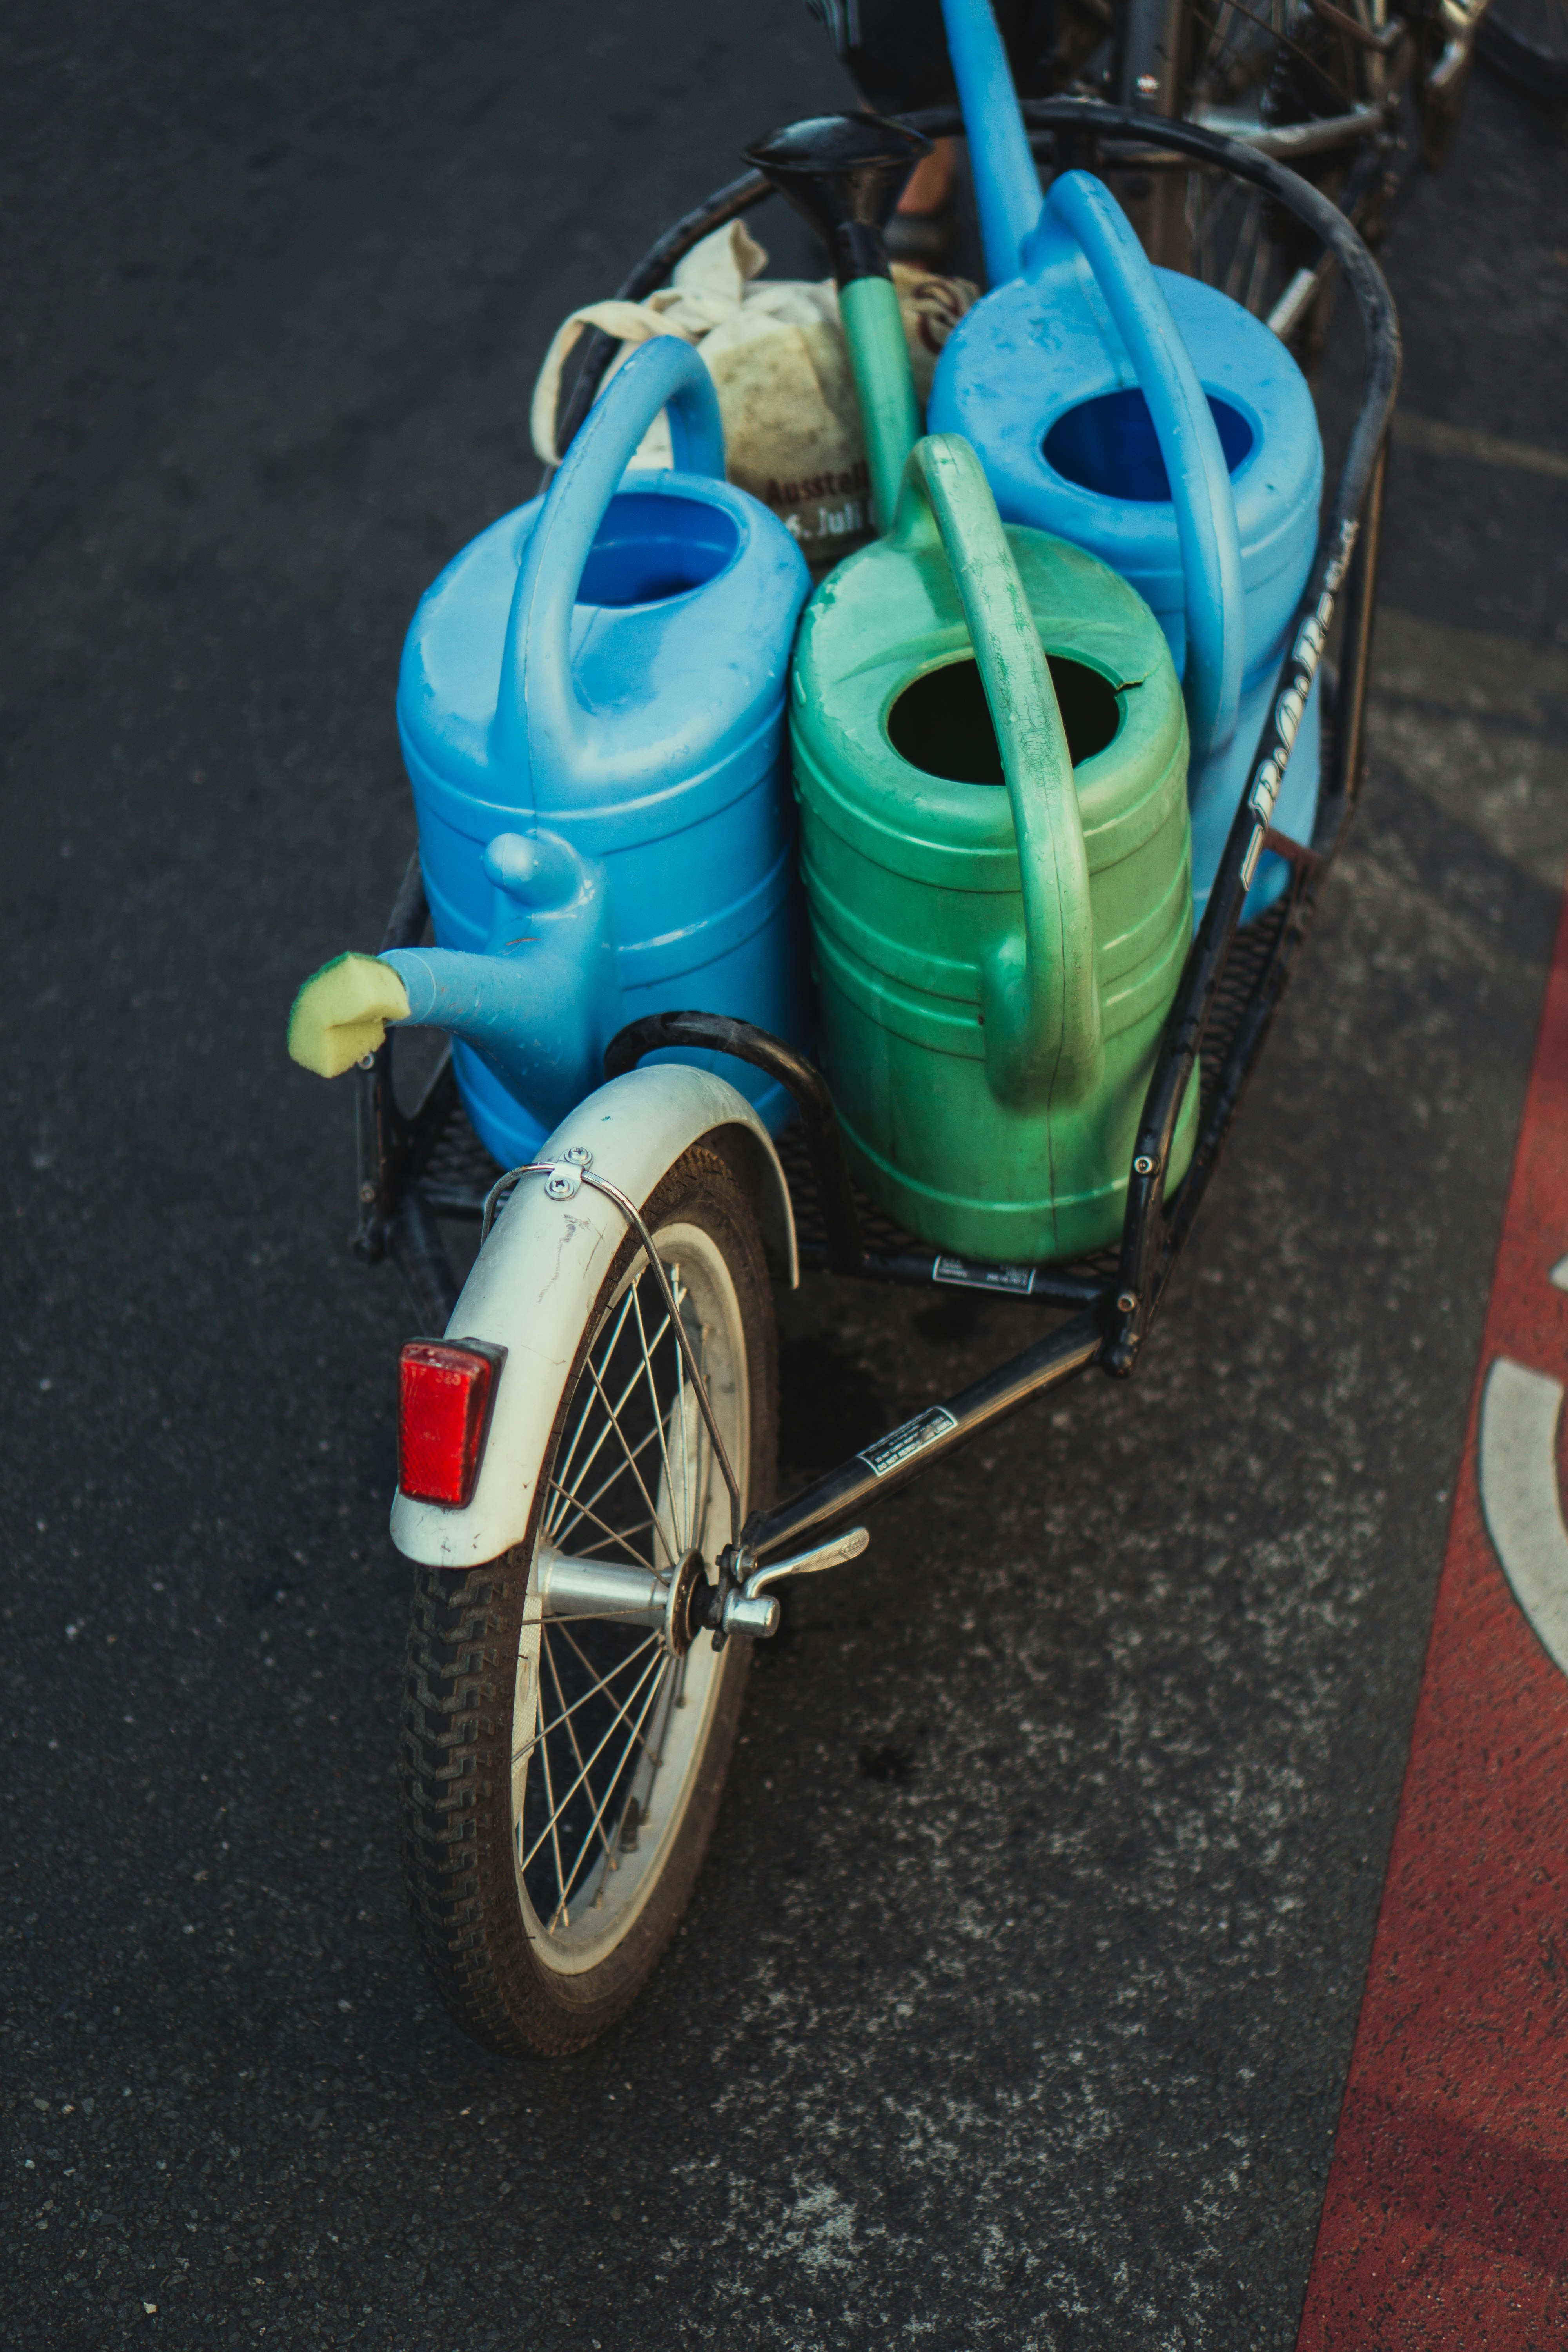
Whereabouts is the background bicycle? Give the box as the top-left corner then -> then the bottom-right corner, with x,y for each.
810,0 -> 1559,367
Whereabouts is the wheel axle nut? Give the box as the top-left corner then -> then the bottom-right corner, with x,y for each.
723,1593 -> 780,1641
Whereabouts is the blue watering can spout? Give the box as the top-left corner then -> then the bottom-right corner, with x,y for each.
286,831 -> 623,1129
937,0 -> 1245,770
378,831 -> 624,1135
938,0 -> 1045,284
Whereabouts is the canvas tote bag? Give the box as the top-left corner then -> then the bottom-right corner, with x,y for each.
531,219 -> 976,570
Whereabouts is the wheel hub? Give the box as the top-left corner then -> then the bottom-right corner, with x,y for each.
535,1540 -> 711,1657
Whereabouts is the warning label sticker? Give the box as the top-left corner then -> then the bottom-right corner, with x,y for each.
858,1406 -> 959,1479
933,1257 -> 1037,1295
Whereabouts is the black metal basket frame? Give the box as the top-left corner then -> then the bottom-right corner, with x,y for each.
350,102 -> 1400,1563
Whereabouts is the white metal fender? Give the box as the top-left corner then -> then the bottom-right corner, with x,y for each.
388,1063 -> 797,1570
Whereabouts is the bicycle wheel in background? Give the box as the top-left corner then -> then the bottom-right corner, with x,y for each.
1168,0 -> 1387,356
1478,0 -> 1568,98
399,1144 -> 777,2058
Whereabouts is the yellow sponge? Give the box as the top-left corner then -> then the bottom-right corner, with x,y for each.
287,954 -> 412,1078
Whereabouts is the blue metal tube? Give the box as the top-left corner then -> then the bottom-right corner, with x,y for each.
938,0 -> 1042,284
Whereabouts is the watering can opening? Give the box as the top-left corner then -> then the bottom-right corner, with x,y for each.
1044,390 -> 1256,505
886,653 -> 1121,787
575,490 -> 740,609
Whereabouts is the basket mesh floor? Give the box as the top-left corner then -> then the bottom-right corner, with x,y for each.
408,899 -> 1289,1287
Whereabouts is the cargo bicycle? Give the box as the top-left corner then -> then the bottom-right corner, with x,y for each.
290,98 -> 1398,2057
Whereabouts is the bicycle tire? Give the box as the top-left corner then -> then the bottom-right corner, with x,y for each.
1478,3 -> 1568,98
399,1143 -> 778,2058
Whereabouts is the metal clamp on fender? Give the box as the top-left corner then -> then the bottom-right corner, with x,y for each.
710,1526 -> 871,1643
480,1146 -> 744,1552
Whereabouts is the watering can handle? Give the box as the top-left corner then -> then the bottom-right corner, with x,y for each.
492,335 -> 726,780
892,434 -> 1103,1108
1039,171 -> 1244,769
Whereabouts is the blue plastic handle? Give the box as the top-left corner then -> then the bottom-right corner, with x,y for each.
936,0 -> 1244,769
938,0 -> 1041,285
492,335 -> 726,778
1042,172 -> 1243,766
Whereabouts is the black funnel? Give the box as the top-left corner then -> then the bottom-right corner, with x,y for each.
742,114 -> 932,286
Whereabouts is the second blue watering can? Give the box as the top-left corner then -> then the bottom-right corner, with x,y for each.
395,335 -> 812,1161
929,0 -> 1324,920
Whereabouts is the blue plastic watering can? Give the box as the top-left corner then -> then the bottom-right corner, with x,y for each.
928,0 -> 1324,920
390,333 -> 812,1161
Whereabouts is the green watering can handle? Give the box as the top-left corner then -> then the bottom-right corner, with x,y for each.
892,433 -> 1104,1109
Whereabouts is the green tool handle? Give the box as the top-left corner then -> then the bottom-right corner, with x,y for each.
893,434 -> 1104,1109
840,277 -> 923,536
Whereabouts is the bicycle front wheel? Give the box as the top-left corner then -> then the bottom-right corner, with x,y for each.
399,1142 -> 777,2057
1479,0 -> 1568,98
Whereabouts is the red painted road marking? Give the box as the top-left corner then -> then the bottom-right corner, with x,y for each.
1296,887 -> 1568,2347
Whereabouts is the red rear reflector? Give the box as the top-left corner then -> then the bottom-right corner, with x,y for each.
398,1341 -> 503,1508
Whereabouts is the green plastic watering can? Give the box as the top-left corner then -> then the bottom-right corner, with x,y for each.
747,117 -> 1198,1263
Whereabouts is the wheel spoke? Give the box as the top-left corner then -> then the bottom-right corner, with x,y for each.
550,1613 -> 661,1700
546,1615 -> 678,1853
673,1276 -> 695,1556
631,1270 -> 682,1557
520,1642 -> 670,1876
511,1630 -> 661,1769
1223,191 -> 1260,304
545,1281 -> 671,1537
1192,175 -> 1240,287
567,1516 -> 661,1561
546,1286 -> 675,1541
542,1634 -> 619,1888
542,1475 -> 658,1570
548,1287 -> 639,1514
549,1417 -> 666,1552
533,1676 -> 569,1923
550,1279 -> 672,1534
1243,219 -> 1274,318
524,1608 -> 657,1624
548,1660 -> 672,1922
583,1352 -> 678,1567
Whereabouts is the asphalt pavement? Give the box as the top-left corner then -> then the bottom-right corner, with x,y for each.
4,6 -> 1568,2347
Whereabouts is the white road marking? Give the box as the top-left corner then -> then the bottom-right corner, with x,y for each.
1479,1358 -> 1568,1678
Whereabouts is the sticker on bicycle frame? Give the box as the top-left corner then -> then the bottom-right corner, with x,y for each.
932,1256 -> 1037,1295
858,1407 -> 959,1478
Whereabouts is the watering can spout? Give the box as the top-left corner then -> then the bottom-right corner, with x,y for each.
287,830 -> 624,1131
938,0 -> 1044,284
927,0 -> 1249,779
743,114 -> 929,532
